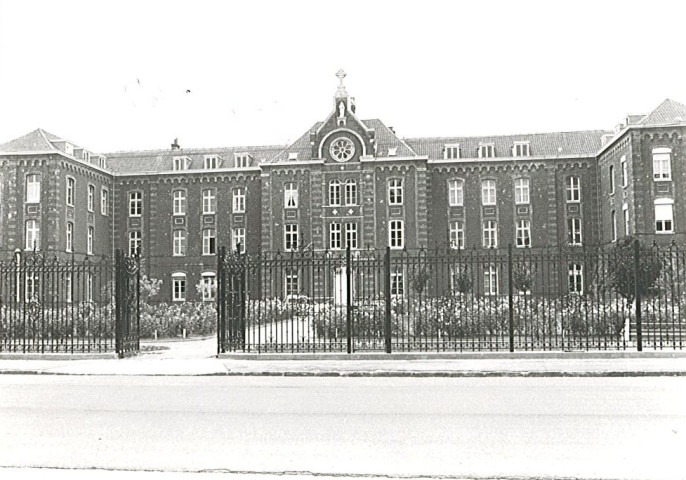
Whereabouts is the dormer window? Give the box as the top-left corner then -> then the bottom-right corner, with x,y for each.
513,142 -> 530,157
235,154 -> 250,168
173,156 -> 190,171
288,152 -> 299,161
444,144 -> 460,160
204,155 -> 221,169
388,147 -> 398,156
478,143 -> 495,158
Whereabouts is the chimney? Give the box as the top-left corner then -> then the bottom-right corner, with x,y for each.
171,138 -> 181,150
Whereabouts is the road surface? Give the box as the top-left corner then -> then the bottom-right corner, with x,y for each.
1,376 -> 684,479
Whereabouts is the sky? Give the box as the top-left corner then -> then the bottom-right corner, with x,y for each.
0,0 -> 685,153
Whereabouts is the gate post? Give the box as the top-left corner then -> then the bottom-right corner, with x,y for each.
384,247 -> 392,353
114,249 -> 123,356
507,243 -> 515,352
217,246 -> 226,354
634,239 -> 643,352
346,246 -> 352,354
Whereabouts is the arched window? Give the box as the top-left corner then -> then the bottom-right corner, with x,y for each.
344,179 -> 357,206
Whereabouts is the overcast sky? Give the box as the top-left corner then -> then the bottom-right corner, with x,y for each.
1,0 -> 685,153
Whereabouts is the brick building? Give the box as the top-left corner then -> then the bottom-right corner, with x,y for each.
1,73 -> 684,301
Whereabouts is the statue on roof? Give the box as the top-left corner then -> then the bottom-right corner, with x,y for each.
335,69 -> 348,98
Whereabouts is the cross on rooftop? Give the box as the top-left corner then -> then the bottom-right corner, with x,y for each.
335,69 -> 348,98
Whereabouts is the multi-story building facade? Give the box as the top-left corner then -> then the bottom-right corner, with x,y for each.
2,73 -> 684,301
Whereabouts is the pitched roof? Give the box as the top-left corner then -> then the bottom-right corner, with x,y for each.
405,130 -> 608,160
105,145 -> 285,174
0,128 -> 60,153
638,99 -> 686,126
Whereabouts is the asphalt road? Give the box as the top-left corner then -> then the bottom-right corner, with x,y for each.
1,376 -> 685,479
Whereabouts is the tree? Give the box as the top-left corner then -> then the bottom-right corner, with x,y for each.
608,237 -> 663,304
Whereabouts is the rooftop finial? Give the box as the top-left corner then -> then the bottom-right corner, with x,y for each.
335,69 -> 348,98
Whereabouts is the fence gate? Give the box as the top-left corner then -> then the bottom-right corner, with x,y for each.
115,250 -> 140,356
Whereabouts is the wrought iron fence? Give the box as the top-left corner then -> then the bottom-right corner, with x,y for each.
0,250 -> 140,355
218,239 -> 685,353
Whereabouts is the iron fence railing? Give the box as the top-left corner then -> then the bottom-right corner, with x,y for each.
218,240 -> 686,353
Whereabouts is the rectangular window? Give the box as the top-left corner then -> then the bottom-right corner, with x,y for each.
444,144 -> 460,160
66,221 -> 73,252
129,231 -> 141,256
285,270 -> 299,297
65,276 -> 73,304
482,220 -> 498,248
513,142 -> 530,157
611,210 -> 617,242
26,174 -> 40,203
345,223 -> 358,249
201,273 -> 217,301
204,156 -> 219,169
173,230 -> 187,256
655,202 -> 674,233
567,218 -> 582,245
202,189 -> 216,214
390,267 -> 404,296
232,227 -> 246,253
203,228 -> 216,255
101,188 -> 108,215
481,179 -> 496,205
514,178 -> 530,205
330,222 -> 342,250
284,224 -> 299,251
448,179 -> 464,206
232,188 -> 245,213
25,272 -> 40,302
621,156 -> 628,188
129,192 -> 142,217
345,179 -> 357,206
25,219 -> 39,250
87,272 -> 93,303
388,179 -> 403,205
173,156 -> 188,171
389,220 -> 404,249
87,226 -> 94,255
623,205 -> 630,236
329,180 -> 341,206
235,154 -> 250,168
516,219 -> 531,248
484,265 -> 498,295
284,183 -> 298,209
478,144 -> 495,158
172,274 -> 186,301
66,177 -> 75,206
449,221 -> 464,249
568,264 -> 583,293
652,148 -> 672,181
566,176 -> 580,203
87,184 -> 95,212
609,165 -> 615,195
173,190 -> 186,215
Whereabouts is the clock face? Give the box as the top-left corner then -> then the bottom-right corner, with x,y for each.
329,137 -> 355,162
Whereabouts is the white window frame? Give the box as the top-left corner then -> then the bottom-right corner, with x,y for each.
284,224 -> 299,251
329,180 -> 341,206
652,148 -> 672,181
66,177 -> 75,206
388,179 -> 403,206
389,220 -> 404,249
481,179 -> 497,206
611,210 -> 617,242
444,144 -> 460,160
566,176 -> 581,203
87,226 -> 94,255
623,204 -> 630,236
173,156 -> 189,171
26,174 -> 40,203
173,229 -> 187,256
202,228 -> 216,255
129,191 -> 142,217
284,183 -> 298,209
101,188 -> 108,216
232,188 -> 246,213
514,178 -> 530,205
204,155 -> 220,170
25,219 -> 40,251
484,264 -> 498,295
87,184 -> 95,212
478,143 -> 495,158
128,231 -> 141,256
449,221 -> 464,249
568,264 -> 584,294
172,273 -> 186,302
568,217 -> 582,246
232,227 -> 246,253
66,221 -> 73,253
173,190 -> 186,216
448,179 -> 464,207
655,199 -> 674,234
609,165 -> 615,195
201,272 -> 217,301
235,154 -> 250,168
344,179 -> 357,206
285,270 -> 299,297
330,222 -> 342,250
482,220 -> 498,249
621,156 -> 628,188
202,189 -> 216,215
345,222 -> 358,250
390,267 -> 404,296
512,142 -> 530,157
515,219 -> 531,248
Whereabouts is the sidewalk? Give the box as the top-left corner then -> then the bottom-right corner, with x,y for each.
2,336 -> 686,377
